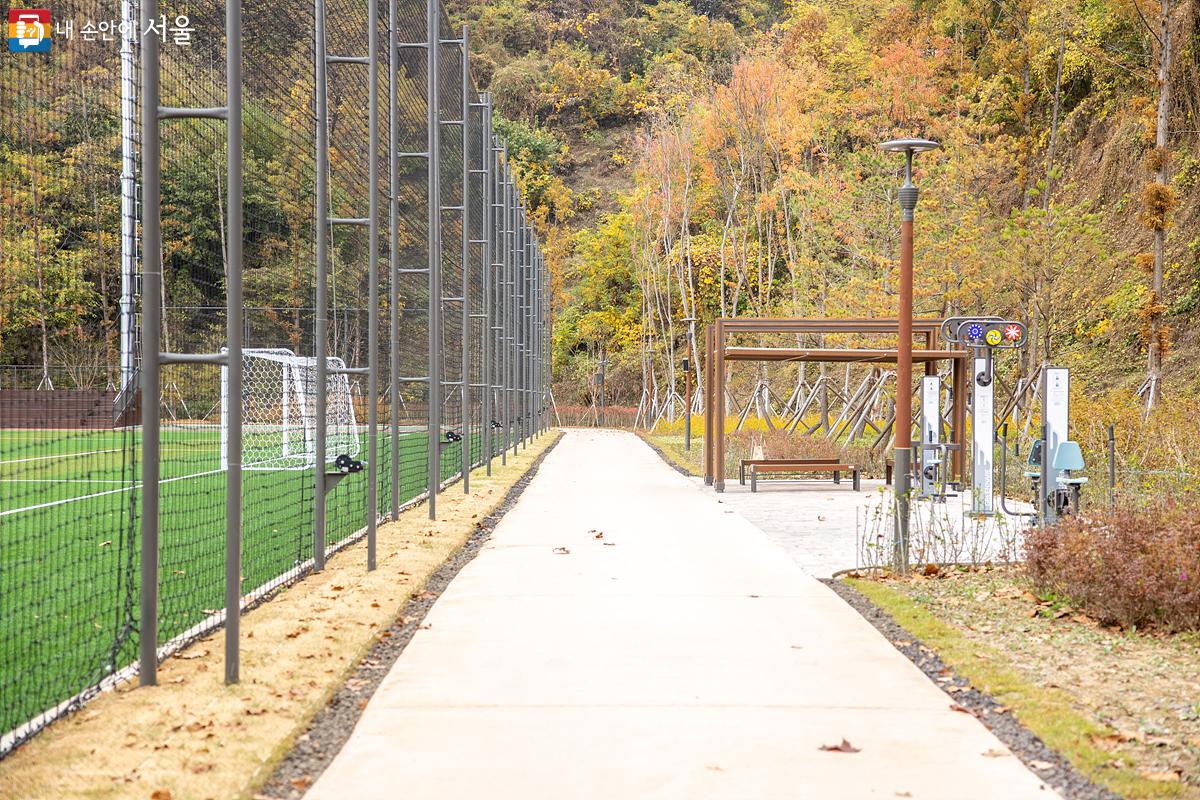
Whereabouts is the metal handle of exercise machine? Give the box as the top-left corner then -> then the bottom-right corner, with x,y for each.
998,423 -> 1036,519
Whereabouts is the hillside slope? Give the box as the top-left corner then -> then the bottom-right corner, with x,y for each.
451,0 -> 1200,413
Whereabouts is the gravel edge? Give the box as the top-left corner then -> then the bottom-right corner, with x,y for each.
822,578 -> 1122,800
255,436 -> 563,799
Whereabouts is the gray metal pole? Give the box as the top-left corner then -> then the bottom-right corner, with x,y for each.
500,154 -> 511,464
313,0 -> 330,569
520,212 -> 530,448
516,212 -> 525,449
460,25 -> 471,493
509,188 -> 519,454
224,0 -> 244,684
427,0 -> 441,519
519,212 -> 528,448
138,0 -> 162,686
481,97 -> 493,475
366,0 -> 380,569
388,0 -> 400,520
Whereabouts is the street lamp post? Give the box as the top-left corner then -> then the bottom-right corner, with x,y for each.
880,138 -> 939,573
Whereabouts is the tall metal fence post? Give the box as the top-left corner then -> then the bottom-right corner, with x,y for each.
459,25 -> 471,492
223,0 -> 244,684
481,96 -> 493,475
426,0 -> 442,519
500,152 -> 511,464
365,0 -> 380,569
138,0 -> 163,687
141,0 -> 244,684
520,207 -> 530,448
388,0 -> 400,521
312,0 -> 330,570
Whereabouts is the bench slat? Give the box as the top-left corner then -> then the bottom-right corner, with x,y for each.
753,463 -> 854,473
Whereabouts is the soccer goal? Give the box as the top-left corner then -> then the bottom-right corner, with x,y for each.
220,348 -> 361,471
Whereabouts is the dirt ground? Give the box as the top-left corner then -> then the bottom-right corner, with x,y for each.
0,434 -> 559,800
866,564 -> 1200,795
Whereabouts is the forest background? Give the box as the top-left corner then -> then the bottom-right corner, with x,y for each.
446,0 -> 1200,434
4,0 -> 1199,440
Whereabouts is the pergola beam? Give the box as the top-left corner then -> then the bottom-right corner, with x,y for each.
724,348 -> 965,363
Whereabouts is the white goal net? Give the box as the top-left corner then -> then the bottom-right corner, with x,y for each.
220,348 -> 361,471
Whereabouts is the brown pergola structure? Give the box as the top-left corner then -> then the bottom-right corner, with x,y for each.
702,318 -> 968,492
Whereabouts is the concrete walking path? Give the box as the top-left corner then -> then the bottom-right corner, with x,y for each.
308,429 -> 1058,799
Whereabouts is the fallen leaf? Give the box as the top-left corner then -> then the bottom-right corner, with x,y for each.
982,749 -> 1009,758
151,791 -> 173,800
1029,760 -> 1055,771
819,738 -> 861,753
290,776 -> 312,790
949,704 -> 977,717
552,547 -> 570,555
592,531 -> 604,539
1141,770 -> 1181,783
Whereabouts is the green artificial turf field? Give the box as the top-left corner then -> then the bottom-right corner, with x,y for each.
0,424 -> 480,738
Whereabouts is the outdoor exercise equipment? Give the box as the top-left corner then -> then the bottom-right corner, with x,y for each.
997,364 -> 1085,525
918,374 -> 953,500
940,317 -> 1027,514
1034,366 -> 1082,523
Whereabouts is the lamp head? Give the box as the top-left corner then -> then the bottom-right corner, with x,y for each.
880,139 -> 939,218
879,138 -> 940,154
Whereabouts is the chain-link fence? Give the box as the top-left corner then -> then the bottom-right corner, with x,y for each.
0,0 -> 550,757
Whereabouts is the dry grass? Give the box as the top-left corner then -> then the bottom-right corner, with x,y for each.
0,432 -> 560,800
852,565 -> 1200,798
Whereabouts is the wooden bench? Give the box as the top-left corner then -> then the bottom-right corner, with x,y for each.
747,460 -> 861,493
739,458 -> 848,485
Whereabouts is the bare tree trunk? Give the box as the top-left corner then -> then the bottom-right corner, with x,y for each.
1145,0 -> 1172,412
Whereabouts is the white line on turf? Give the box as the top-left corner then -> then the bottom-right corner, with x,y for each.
0,478 -> 131,484
0,448 -> 120,466
0,468 -> 226,518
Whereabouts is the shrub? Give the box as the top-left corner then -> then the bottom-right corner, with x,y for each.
1024,507 -> 1200,632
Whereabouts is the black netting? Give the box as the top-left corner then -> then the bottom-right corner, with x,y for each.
0,0 -> 141,748
0,0 -> 545,757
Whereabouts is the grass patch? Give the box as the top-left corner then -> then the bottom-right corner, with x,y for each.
0,424 -> 479,738
640,432 -> 701,476
0,431 -> 559,800
846,576 -> 1188,799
